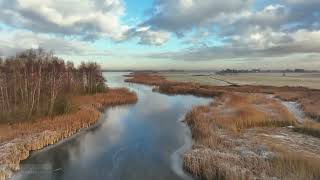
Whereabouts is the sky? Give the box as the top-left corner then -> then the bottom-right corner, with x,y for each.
0,0 -> 320,70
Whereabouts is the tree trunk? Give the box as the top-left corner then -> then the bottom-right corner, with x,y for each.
36,64 -> 42,113
28,84 -> 38,119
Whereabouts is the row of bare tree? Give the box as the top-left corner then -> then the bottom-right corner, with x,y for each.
0,49 -> 107,122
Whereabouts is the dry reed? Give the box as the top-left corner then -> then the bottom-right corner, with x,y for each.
126,72 -> 320,121
294,121 -> 320,138
183,93 -> 318,180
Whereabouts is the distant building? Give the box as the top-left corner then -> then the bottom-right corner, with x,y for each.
294,69 -> 305,73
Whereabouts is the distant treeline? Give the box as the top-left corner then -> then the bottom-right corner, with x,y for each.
0,49 -> 107,122
216,69 -> 262,74
216,68 -> 318,75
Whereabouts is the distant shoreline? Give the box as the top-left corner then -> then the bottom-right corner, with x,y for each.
102,69 -> 320,73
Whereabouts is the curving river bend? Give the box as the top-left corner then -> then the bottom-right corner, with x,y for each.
13,72 -> 211,180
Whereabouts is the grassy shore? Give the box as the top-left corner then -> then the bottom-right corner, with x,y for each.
125,72 -> 320,180
0,88 -> 137,180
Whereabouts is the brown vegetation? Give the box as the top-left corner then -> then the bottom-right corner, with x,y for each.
0,88 -> 137,180
125,72 -> 320,180
183,94 -> 320,180
126,72 -> 320,121
165,84 -> 320,122
293,121 -> 320,138
187,93 -> 296,133
125,72 -> 168,86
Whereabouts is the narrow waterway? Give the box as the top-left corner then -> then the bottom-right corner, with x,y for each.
13,72 -> 211,180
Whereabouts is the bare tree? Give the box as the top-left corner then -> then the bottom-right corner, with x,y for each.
0,49 -> 107,123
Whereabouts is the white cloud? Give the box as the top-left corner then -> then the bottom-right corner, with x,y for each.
139,0 -> 320,68
124,26 -> 171,46
1,0 -> 320,70
0,0 -> 128,41
138,29 -> 171,46
0,29 -> 110,57
145,28 -> 320,62
145,0 -> 253,33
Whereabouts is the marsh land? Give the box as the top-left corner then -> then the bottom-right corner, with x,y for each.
126,72 -> 320,180
161,72 -> 320,89
1,65 -> 320,180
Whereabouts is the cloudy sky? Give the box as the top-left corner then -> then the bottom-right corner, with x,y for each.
0,0 -> 320,70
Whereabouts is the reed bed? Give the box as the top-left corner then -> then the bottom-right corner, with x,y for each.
184,149 -> 272,180
183,93 -> 320,180
270,152 -> 320,180
0,88 -> 137,143
265,142 -> 320,180
184,148 -> 320,180
72,88 -> 138,108
186,92 -> 296,133
126,72 -> 320,121
294,121 -> 320,138
125,72 -> 168,86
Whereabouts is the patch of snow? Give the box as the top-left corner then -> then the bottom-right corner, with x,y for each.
268,94 -> 306,123
261,134 -> 290,140
256,146 -> 274,159
281,101 -> 305,123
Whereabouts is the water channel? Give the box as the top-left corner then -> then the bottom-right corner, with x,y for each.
13,72 -> 211,180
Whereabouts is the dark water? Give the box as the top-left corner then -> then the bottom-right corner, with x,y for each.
13,72 -> 210,180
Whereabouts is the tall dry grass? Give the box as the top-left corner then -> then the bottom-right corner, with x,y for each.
0,88 -> 137,143
125,72 -> 168,86
270,153 -> 320,180
184,149 -> 255,180
72,88 -> 138,108
126,72 -> 320,122
183,92 -> 320,180
266,142 -> 320,180
184,148 -> 320,180
293,121 -> 320,138
186,93 -> 296,134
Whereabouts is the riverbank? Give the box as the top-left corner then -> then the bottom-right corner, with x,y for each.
125,72 -> 320,180
0,88 -> 137,180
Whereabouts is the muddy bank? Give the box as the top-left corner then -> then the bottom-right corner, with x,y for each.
0,88 -> 137,180
125,72 -> 320,180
